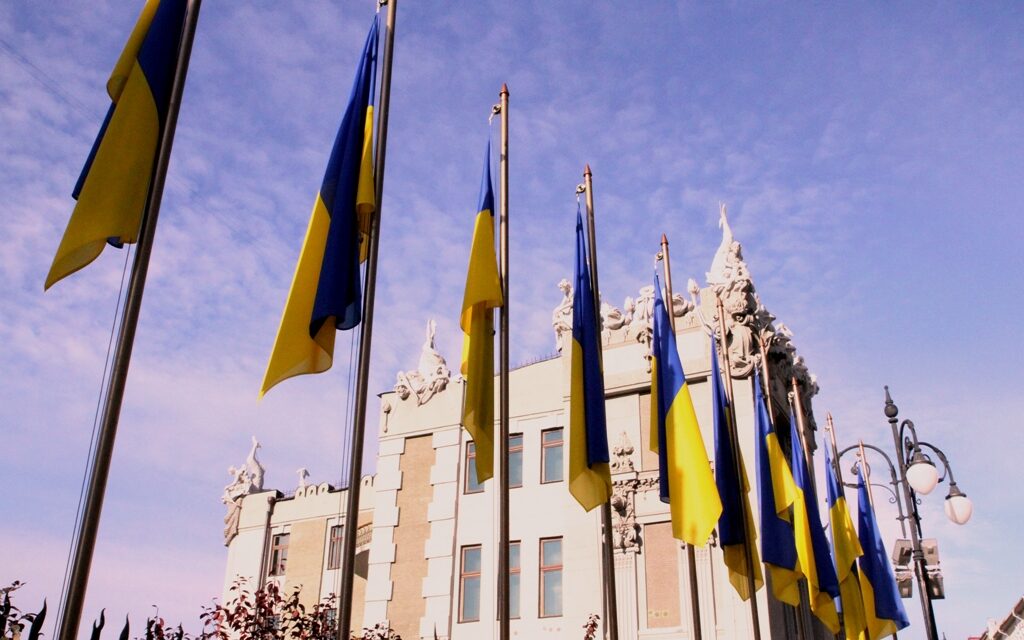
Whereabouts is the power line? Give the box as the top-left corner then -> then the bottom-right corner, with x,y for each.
0,36 -> 96,120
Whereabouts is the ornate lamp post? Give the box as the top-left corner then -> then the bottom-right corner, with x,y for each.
835,386 -> 972,640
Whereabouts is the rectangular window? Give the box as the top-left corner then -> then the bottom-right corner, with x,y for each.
460,545 -> 482,622
541,428 -> 564,483
327,524 -> 344,570
465,442 -> 483,494
539,537 -> 563,617
509,434 -> 523,488
510,541 -> 521,619
269,533 -> 289,576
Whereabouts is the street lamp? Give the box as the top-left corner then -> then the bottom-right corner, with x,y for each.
835,386 -> 972,640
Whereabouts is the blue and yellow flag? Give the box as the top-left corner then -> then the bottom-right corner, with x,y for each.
711,338 -> 763,600
753,369 -> 802,605
825,439 -> 868,640
260,16 -> 379,397
568,206 -> 611,511
789,412 -> 841,632
856,467 -> 911,639
649,276 -> 721,544
459,141 -> 502,484
45,0 -> 188,289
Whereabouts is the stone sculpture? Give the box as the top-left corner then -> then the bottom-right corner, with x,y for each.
222,436 -> 266,546
394,319 -> 451,405
552,279 -> 573,352
610,431 -> 635,473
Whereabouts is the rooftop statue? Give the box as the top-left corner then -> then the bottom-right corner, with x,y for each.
394,319 -> 451,405
221,436 -> 265,546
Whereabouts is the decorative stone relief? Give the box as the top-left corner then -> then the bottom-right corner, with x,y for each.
610,479 -> 641,553
551,278 -> 696,358
221,436 -> 266,546
610,431 -> 635,473
394,319 -> 451,405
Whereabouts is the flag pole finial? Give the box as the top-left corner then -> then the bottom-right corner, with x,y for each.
501,82 -> 509,95
584,162 -> 592,176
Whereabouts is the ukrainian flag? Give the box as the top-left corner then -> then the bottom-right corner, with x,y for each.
45,0 -> 188,289
711,338 -> 763,599
824,440 -> 868,640
856,467 -> 911,639
789,413 -> 841,632
567,206 -> 611,511
752,369 -> 802,605
459,141 -> 502,484
649,276 -> 721,544
260,16 -> 379,397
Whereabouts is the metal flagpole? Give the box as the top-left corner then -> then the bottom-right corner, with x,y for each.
657,235 -> 703,640
582,165 -> 619,640
496,83 -> 511,640
790,377 -> 817,495
713,293 -> 763,640
56,3 -> 203,638
336,1 -> 397,638
56,4 -> 203,638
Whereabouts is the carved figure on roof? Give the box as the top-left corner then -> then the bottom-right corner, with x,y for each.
601,297 -> 627,331
245,435 -> 264,492
395,319 -> 451,405
552,279 -> 574,352
222,439 -> 265,546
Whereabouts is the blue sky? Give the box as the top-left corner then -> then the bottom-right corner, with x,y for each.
2,1 -> 1022,638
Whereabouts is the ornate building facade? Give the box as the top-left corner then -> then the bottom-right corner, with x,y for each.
221,216 -> 836,639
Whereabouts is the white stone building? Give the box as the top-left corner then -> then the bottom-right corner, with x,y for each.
221,217 -> 837,639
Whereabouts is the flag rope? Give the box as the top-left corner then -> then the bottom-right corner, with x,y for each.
54,243 -> 134,636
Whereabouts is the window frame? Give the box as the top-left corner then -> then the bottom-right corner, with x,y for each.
508,540 -> 521,620
268,532 -> 290,577
459,544 -> 483,623
539,537 -> 563,618
509,433 -> 524,489
327,524 -> 344,570
464,442 -> 484,494
540,427 -> 565,484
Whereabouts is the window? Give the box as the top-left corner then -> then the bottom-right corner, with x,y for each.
269,533 -> 289,576
509,434 -> 523,488
541,428 -> 564,483
460,545 -> 482,622
327,524 -> 344,570
510,541 -> 521,619
465,442 -> 483,494
540,538 -> 563,617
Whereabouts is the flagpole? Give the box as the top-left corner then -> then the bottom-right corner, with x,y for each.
657,235 -> 703,640
496,82 -> 511,640
823,414 -> 846,640
857,440 -> 874,508
56,3 -> 202,638
582,165 -> 619,640
790,377 -> 818,496
336,1 -> 397,638
713,293 -> 763,640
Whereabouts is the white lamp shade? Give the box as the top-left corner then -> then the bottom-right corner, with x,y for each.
906,459 -> 939,494
945,493 -> 973,525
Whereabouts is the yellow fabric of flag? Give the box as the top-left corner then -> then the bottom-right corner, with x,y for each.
648,276 -> 721,544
